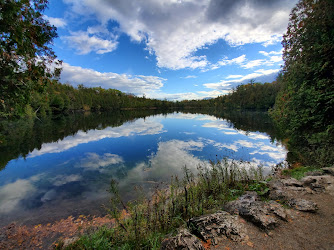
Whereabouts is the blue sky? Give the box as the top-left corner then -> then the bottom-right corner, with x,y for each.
44,0 -> 298,100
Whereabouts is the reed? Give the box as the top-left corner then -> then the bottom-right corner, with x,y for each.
62,159 -> 267,249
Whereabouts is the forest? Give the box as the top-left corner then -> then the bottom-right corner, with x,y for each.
16,78 -> 282,118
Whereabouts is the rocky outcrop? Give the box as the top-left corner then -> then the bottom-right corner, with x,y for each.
224,192 -> 288,230
322,167 -> 334,176
287,198 -> 318,212
301,175 -> 334,195
188,211 -> 247,246
160,229 -> 204,250
268,178 -> 313,201
160,172 -> 334,249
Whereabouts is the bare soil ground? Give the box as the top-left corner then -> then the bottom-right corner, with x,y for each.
214,189 -> 334,250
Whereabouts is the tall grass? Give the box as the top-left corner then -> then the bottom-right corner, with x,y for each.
63,159 -> 265,249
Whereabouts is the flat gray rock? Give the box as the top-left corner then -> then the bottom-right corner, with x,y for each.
301,175 -> 334,193
322,167 -> 334,176
160,229 -> 204,250
281,178 -> 303,187
188,211 -> 247,245
224,192 -> 288,230
287,198 -> 318,212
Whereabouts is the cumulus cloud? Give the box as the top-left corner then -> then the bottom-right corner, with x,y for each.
63,0 -> 297,70
60,62 -> 165,95
63,31 -> 118,54
44,15 -> 67,28
203,68 -> 280,91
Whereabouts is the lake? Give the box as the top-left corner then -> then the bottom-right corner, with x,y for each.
0,110 -> 286,227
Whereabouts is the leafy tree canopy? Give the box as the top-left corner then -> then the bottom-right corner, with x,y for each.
0,0 -> 61,117
271,0 -> 334,166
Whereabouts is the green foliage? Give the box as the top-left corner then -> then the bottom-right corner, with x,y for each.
271,0 -> 334,167
215,79 -> 282,110
176,80 -> 282,111
282,166 -> 321,180
0,0 -> 61,117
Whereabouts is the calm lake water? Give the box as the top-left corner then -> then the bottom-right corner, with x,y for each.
0,110 -> 286,226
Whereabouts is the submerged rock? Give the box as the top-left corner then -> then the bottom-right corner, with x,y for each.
160,229 -> 204,250
224,192 -> 288,230
287,198 -> 318,212
188,211 -> 247,245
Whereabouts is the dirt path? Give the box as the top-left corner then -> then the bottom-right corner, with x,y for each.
216,191 -> 334,250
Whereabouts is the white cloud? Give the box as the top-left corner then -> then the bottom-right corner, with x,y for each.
235,140 -> 254,148
218,55 -> 246,66
241,59 -> 266,69
247,132 -> 270,140
77,153 -> 124,171
63,0 -> 297,70
183,75 -> 197,79
258,49 -> 283,64
259,50 -> 283,57
44,15 -> 67,28
0,176 -> 41,214
60,62 -> 165,95
226,75 -> 243,79
203,68 -> 280,91
202,120 -> 237,132
63,31 -> 118,54
52,174 -> 82,186
28,117 -> 166,157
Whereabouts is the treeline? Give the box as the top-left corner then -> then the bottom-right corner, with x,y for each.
176,78 -> 282,110
213,78 -> 282,110
19,78 -> 282,118
25,81 -> 177,117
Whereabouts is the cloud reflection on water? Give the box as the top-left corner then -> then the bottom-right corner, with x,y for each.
28,118 -> 166,158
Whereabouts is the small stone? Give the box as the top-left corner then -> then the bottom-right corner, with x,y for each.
160,229 -> 204,250
62,236 -> 79,248
287,198 -> 318,212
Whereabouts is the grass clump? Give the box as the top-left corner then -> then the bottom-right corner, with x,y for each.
64,159 -> 267,249
282,165 -> 322,180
